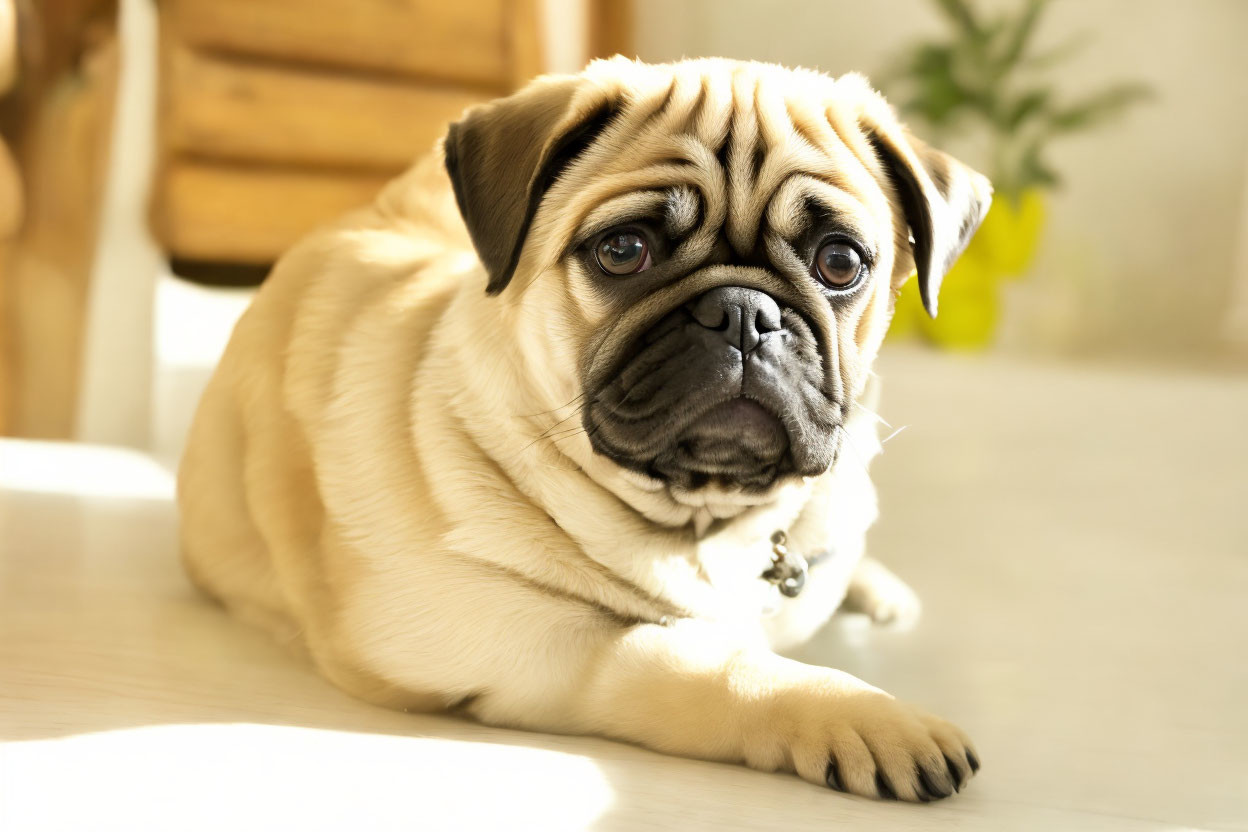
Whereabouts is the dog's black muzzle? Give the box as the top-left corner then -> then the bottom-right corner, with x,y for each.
585,285 -> 841,492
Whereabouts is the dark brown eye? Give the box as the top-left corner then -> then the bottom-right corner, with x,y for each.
813,240 -> 864,289
594,229 -> 651,276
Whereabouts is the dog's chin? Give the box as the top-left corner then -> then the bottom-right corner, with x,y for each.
650,397 -> 793,492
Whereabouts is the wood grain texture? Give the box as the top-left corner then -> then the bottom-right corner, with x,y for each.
152,1 -> 550,268
1,27 -> 117,438
589,0 -> 634,60
166,0 -> 511,88
0,135 -> 18,437
159,46 -> 484,171
506,0 -> 545,88
151,162 -> 389,263
0,0 -> 15,93
0,239 -> 8,435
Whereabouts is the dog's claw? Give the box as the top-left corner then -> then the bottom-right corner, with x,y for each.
917,763 -> 953,800
825,758 -> 845,792
943,753 -> 964,791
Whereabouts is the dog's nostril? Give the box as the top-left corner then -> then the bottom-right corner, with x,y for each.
691,286 -> 784,354
756,305 -> 781,335
690,297 -> 729,331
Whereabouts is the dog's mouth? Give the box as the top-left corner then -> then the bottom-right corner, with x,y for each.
650,397 -> 791,489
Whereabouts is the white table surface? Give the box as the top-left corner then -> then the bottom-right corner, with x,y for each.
2,348 -> 1246,831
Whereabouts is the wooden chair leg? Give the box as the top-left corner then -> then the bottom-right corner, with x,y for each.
0,0 -> 119,438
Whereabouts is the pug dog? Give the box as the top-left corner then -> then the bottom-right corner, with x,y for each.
179,57 -> 991,802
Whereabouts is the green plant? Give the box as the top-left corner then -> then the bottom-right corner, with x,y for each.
885,0 -> 1151,202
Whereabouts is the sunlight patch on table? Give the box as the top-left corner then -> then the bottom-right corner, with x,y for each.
0,439 -> 175,500
0,723 -> 614,830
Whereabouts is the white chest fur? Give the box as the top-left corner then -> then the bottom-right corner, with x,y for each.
675,410 -> 882,651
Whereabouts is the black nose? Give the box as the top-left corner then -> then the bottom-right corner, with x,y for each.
689,287 -> 783,354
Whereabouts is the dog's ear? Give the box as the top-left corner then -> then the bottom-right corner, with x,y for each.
443,77 -> 617,294
855,98 -> 992,317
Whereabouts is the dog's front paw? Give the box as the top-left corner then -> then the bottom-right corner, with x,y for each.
783,685 -> 980,801
842,557 -> 921,626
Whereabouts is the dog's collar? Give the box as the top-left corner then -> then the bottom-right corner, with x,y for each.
760,530 -> 829,599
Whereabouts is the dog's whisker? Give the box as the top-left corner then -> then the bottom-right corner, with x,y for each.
544,423 -> 590,442
516,393 -> 586,419
519,406 -> 588,454
836,425 -> 871,474
881,425 -> 908,446
553,418 -> 604,448
543,407 -> 585,434
852,400 -> 892,430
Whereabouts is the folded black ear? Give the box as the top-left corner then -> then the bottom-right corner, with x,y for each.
443,77 -> 618,294
861,119 -> 992,317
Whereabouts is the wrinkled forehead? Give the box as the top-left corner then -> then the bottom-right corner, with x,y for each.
540,60 -> 894,253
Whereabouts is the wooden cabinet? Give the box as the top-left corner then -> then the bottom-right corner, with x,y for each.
167,0 -> 526,87
151,0 -> 543,268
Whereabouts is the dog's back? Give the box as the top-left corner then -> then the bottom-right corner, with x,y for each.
178,158 -> 467,648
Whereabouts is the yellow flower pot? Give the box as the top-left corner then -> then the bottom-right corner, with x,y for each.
889,188 -> 1046,349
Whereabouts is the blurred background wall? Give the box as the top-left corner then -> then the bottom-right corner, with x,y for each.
635,0 -> 1248,357
0,0 -> 1244,450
